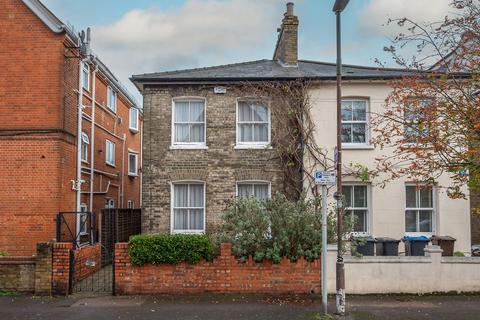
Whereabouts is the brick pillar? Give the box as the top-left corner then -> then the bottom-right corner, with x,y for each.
52,242 -> 73,296
34,242 -> 52,295
114,243 -> 129,295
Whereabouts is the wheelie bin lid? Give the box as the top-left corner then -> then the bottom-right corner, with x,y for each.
375,237 -> 400,243
432,235 -> 456,241
352,235 -> 375,242
403,235 -> 430,241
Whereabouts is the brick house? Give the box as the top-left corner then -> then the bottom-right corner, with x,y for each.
133,2 -> 471,252
0,0 -> 141,255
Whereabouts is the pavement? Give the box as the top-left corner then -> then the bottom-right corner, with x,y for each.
0,293 -> 479,320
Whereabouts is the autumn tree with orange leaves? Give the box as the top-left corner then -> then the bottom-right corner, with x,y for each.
371,0 -> 480,199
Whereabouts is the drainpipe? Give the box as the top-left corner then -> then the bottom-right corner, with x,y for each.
76,56 -> 87,213
89,63 -> 98,212
121,133 -> 126,207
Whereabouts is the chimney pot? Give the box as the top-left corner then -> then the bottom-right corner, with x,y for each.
286,2 -> 294,16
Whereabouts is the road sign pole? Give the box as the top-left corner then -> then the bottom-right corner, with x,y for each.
321,184 -> 328,314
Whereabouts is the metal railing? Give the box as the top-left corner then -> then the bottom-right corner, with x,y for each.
56,212 -> 97,248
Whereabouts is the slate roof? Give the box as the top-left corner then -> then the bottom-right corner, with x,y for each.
131,59 -> 415,90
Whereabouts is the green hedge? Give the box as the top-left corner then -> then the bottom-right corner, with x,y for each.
128,234 -> 214,266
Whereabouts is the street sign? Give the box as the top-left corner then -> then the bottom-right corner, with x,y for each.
315,171 -> 336,186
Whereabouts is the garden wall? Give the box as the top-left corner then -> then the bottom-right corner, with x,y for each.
0,242 -> 52,294
115,243 -> 321,295
326,245 -> 480,294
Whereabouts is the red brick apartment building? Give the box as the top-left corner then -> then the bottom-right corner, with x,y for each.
0,0 -> 142,255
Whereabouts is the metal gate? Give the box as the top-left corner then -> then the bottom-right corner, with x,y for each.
56,209 -> 141,294
69,243 -> 114,294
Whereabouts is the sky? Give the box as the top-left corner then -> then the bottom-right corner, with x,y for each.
41,0 -> 454,103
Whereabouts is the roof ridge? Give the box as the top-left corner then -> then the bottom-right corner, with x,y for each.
298,59 -> 411,72
132,59 -> 273,78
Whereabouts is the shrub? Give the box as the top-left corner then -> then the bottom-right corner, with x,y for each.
454,251 -> 465,257
217,193 -> 337,263
0,251 -> 7,257
128,234 -> 214,266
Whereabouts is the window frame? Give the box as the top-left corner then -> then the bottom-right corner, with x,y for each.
105,198 -> 115,209
78,203 -> 88,235
403,98 -> 432,145
129,107 -> 139,132
127,200 -> 134,209
235,99 -> 271,148
341,98 -> 370,148
107,86 -> 117,113
81,132 -> 89,163
128,152 -> 138,176
105,139 -> 115,166
235,180 -> 272,200
82,62 -> 90,91
171,97 -> 207,149
343,183 -> 371,235
404,184 -> 436,235
170,181 -> 206,234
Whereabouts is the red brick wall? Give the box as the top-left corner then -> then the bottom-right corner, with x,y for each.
0,0 -> 65,130
52,242 -> 73,296
0,0 -> 77,255
0,136 -> 75,255
115,243 -> 321,295
73,243 -> 101,284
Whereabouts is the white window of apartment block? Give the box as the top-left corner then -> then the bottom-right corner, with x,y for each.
107,86 -> 117,112
105,139 -> 115,166
172,99 -> 206,145
128,152 -> 138,176
341,99 -> 368,145
344,184 -> 369,233
82,62 -> 90,91
172,182 -> 205,233
236,181 -> 271,200
81,132 -> 89,162
105,198 -> 115,209
129,107 -> 139,131
79,203 -> 88,234
127,200 -> 134,209
405,185 -> 434,233
237,101 -> 270,146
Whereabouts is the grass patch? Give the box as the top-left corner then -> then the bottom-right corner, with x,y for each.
0,290 -> 17,297
311,313 -> 336,320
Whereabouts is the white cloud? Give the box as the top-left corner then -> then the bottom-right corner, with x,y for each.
91,0 -> 285,98
358,0 -> 452,37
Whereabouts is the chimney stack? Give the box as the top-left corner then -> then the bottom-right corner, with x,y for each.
273,2 -> 299,67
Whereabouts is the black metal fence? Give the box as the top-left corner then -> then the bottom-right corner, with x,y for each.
56,212 -> 96,248
101,208 -> 142,265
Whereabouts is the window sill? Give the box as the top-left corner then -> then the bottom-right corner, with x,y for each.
342,144 -> 374,150
169,145 -> 208,150
81,160 -> 89,164
106,162 -> 116,168
234,144 -> 272,150
171,230 -> 205,235
128,173 -> 139,178
129,127 -> 139,134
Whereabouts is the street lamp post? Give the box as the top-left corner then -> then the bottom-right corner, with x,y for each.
332,0 -> 349,316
